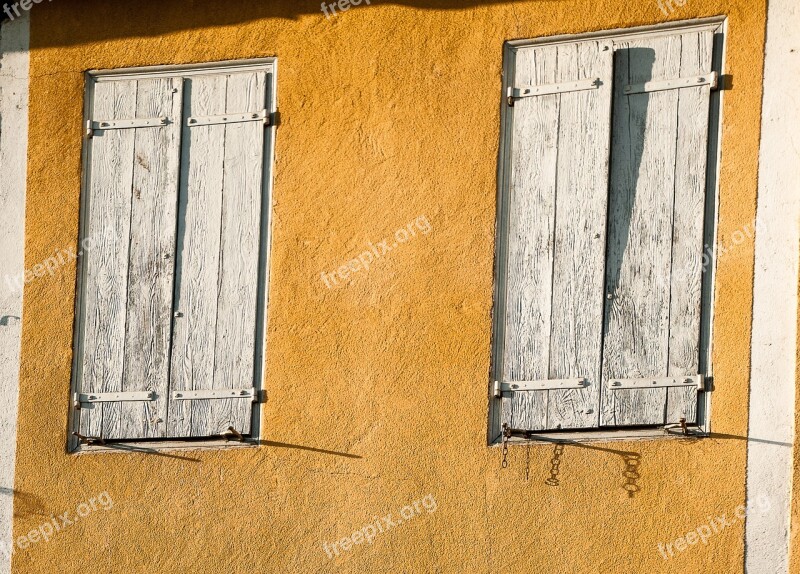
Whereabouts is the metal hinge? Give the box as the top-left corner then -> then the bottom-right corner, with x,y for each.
624,71 -> 718,95
494,378 -> 589,398
607,375 -> 704,390
74,391 -> 156,410
86,116 -> 169,138
171,388 -> 257,401
186,109 -> 270,127
507,77 -> 601,106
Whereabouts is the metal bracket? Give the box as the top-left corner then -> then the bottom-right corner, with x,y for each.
187,109 -> 270,127
171,388 -> 257,401
494,378 -> 589,397
74,391 -> 156,409
222,426 -> 245,442
507,77 -> 600,106
607,375 -> 704,390
624,71 -> 718,95
88,117 -> 169,136
72,432 -> 106,446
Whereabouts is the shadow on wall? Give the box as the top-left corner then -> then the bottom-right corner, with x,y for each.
2,0 -> 557,50
0,487 -> 48,518
514,438 -> 644,498
522,431 -> 792,501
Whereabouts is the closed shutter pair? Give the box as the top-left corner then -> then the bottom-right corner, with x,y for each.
496,29 -> 717,432
74,68 -> 272,441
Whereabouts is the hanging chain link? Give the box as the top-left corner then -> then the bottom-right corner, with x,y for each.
501,424 -> 509,469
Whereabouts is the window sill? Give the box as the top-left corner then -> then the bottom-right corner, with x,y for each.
69,437 -> 260,455
489,426 -> 708,447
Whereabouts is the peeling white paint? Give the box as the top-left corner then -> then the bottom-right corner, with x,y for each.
0,13 -> 29,574
745,0 -> 800,571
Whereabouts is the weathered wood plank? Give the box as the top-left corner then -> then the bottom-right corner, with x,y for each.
107,77 -> 183,440
546,40 -> 613,430
600,36 -> 682,426
79,79 -> 137,439
501,45 -> 560,432
167,74 -> 227,438
665,31 -> 714,424
208,71 -> 266,435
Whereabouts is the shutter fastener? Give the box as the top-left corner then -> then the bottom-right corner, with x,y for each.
72,431 -> 106,446
222,427 -> 244,442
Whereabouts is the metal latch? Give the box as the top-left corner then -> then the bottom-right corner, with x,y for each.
624,71 -> 718,95
494,378 -> 589,398
186,109 -> 270,127
607,375 -> 704,390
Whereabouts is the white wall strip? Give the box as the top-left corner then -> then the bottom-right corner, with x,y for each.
0,13 -> 29,573
745,0 -> 800,570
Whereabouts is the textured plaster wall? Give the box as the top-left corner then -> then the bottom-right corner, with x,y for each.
0,13 -> 28,574
747,0 -> 800,568
12,1 -> 765,573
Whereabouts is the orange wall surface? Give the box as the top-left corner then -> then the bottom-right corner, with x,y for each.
13,0 -> 765,572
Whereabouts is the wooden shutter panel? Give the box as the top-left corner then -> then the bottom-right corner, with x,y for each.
600,30 -> 714,426
167,71 -> 268,438
499,40 -> 614,431
78,77 -> 183,440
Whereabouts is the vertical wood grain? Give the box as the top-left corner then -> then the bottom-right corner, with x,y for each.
167,74 -> 227,438
600,35 -> 682,426
107,77 -> 183,440
501,45 -> 559,431
665,31 -> 714,424
209,72 -> 266,435
79,79 -> 137,438
546,40 -> 613,430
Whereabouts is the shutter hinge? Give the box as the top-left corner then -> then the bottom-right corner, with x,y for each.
507,77 -> 601,106
186,109 -> 270,127
624,71 -> 718,95
495,378 -> 589,396
171,388 -> 257,401
85,116 -> 168,137
607,375 -> 703,390
74,391 -> 157,409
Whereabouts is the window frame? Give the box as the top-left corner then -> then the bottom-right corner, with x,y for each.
68,58 -> 278,453
489,18 -> 726,445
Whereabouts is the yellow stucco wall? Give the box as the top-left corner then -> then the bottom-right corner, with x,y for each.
12,1 -> 766,572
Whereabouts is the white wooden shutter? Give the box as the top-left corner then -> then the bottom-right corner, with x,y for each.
78,77 -> 183,440
167,71 -> 269,438
498,39 -> 614,431
600,30 -> 714,426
